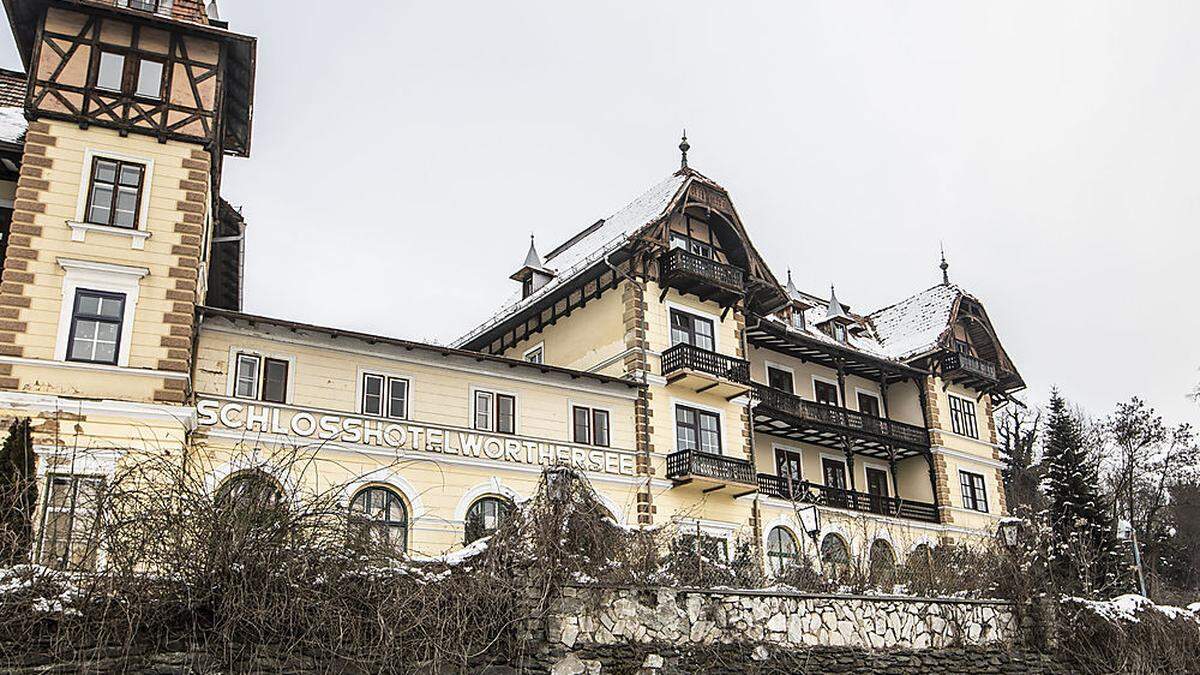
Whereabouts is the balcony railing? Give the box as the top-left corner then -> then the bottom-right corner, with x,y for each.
662,246 -> 744,290
941,352 -> 998,383
753,384 -> 930,448
756,473 -> 939,523
662,343 -> 751,385
667,448 -> 756,486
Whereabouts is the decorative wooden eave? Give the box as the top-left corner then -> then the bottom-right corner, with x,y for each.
745,314 -> 927,385
642,167 -> 789,315
947,295 -> 1025,392
2,0 -> 256,157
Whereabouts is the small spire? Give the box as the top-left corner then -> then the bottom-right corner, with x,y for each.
522,233 -> 544,270
939,243 -> 950,285
785,269 -> 798,298
206,0 -> 221,20
679,129 -> 690,170
824,284 -> 851,322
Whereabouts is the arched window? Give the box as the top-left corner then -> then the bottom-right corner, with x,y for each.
766,526 -> 799,575
869,539 -> 897,585
820,533 -> 851,577
907,543 -> 934,571
350,486 -> 408,553
216,470 -> 283,509
464,496 -> 511,544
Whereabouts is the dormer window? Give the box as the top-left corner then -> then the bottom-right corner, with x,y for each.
832,323 -> 847,343
790,306 -> 806,331
521,277 -> 533,298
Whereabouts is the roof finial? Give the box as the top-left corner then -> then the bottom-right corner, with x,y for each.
939,242 -> 950,285
679,129 -> 690,170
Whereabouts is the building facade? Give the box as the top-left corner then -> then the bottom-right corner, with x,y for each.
0,1 -> 1024,572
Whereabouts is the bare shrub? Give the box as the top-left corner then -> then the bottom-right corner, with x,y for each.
1058,596 -> 1200,674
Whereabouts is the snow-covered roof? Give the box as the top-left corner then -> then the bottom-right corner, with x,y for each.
455,171 -> 689,347
0,107 -> 26,146
866,283 -> 961,360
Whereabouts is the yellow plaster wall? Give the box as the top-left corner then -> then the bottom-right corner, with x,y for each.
502,287 -> 626,375
8,121 -> 207,401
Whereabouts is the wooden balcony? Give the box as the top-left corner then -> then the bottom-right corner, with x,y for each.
661,343 -> 752,399
666,449 -> 757,491
940,352 -> 999,391
752,384 -> 930,459
756,473 -> 939,523
659,248 -> 745,306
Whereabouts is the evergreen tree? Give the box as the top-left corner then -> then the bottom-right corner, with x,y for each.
1041,389 -> 1126,596
0,418 -> 35,564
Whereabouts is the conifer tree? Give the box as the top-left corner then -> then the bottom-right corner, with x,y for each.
0,418 -> 35,564
1041,389 -> 1125,596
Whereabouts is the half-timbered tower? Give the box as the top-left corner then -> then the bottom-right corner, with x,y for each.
0,0 -> 253,567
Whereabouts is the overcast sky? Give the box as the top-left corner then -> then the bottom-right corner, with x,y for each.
4,1 -> 1197,426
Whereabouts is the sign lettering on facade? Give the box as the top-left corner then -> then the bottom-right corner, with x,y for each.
196,399 -> 637,476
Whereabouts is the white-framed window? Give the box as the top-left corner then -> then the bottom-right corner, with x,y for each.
669,308 -> 715,351
571,405 -> 611,447
39,473 -> 105,571
473,389 -> 516,434
72,148 -> 156,247
766,364 -> 794,394
856,391 -> 881,418
361,372 -> 409,419
232,352 -> 289,404
66,289 -> 125,365
54,258 -> 147,368
959,470 -> 989,512
948,394 -> 979,438
675,404 -> 721,454
523,343 -> 544,364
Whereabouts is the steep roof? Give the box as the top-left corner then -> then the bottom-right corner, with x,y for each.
455,171 -> 689,347
866,283 -> 961,360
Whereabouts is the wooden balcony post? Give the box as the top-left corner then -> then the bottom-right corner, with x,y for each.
888,447 -> 901,516
922,449 -> 944,524
842,435 -> 857,509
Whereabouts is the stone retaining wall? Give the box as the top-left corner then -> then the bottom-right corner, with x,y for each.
546,585 -> 1024,652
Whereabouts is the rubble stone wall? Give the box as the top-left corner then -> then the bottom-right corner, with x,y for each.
546,585 -> 1023,652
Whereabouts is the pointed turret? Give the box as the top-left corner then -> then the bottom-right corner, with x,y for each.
939,244 -> 950,285
510,235 -> 555,298
820,285 -> 853,324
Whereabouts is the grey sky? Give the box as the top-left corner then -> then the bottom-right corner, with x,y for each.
4,1 -> 1197,426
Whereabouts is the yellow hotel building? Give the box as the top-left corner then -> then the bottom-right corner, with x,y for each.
0,1 -> 1024,571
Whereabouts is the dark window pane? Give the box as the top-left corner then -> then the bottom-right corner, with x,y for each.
815,381 -> 839,406
261,359 -> 288,403
858,393 -> 880,417
496,394 -> 515,434
387,377 -> 408,418
572,406 -> 590,444
767,367 -> 793,393
362,374 -> 384,416
592,410 -> 610,447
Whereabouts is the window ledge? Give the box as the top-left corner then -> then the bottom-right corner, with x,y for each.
67,221 -> 152,250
